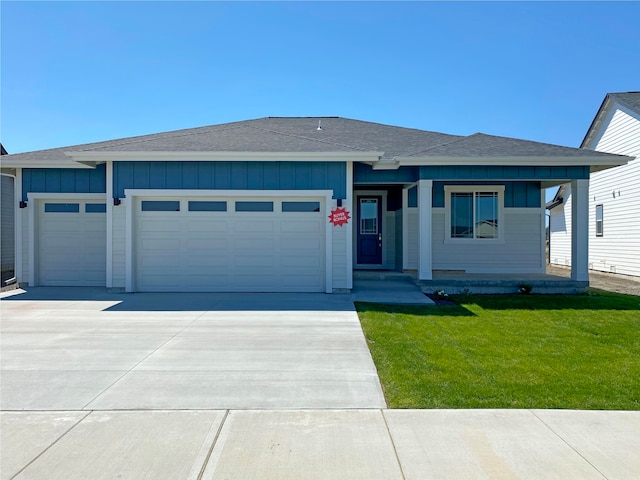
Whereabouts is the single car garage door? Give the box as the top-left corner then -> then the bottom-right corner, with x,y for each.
134,196 -> 326,292
38,200 -> 107,286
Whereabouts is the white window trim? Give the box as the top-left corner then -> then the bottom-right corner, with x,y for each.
595,204 -> 603,237
444,185 -> 505,245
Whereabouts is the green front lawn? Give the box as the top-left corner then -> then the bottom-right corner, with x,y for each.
357,291 -> 640,409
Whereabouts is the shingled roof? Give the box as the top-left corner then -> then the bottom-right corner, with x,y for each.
609,92 -> 640,113
0,116 -> 630,169
581,92 -> 640,149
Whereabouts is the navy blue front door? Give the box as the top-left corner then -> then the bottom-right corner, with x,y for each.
357,196 -> 382,265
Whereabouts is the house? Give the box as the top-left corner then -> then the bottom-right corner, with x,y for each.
0,117 -> 629,293
1,143 -> 16,285
548,92 -> 640,278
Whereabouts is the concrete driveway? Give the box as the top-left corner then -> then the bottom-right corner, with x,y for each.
0,287 -> 386,410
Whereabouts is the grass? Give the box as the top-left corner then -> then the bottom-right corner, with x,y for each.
357,291 -> 640,410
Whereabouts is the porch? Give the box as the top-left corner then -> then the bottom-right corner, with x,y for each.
353,270 -> 588,295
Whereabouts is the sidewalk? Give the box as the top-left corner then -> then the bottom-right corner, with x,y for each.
3,408 -> 638,479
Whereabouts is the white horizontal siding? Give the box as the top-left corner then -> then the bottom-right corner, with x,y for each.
433,209 -> 545,273
111,202 -> 126,288
384,211 -> 396,269
592,107 -> 640,157
1,175 -> 15,271
406,208 -> 419,269
588,103 -> 640,277
20,208 -> 29,284
549,184 -> 573,267
332,223 -> 348,289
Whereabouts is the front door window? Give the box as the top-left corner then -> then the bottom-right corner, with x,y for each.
360,199 -> 378,234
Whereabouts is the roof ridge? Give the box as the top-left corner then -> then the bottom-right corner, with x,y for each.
242,123 -> 370,153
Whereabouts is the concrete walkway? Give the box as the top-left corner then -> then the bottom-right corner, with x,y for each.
351,276 -> 435,305
2,408 -> 638,479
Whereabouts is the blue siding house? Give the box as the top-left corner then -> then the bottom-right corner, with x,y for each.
1,117 -> 629,292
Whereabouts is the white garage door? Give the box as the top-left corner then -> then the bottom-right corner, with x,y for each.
38,200 -> 107,286
135,197 -> 326,292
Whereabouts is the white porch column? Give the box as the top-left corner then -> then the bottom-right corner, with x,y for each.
571,178 -> 589,282
418,179 -> 433,280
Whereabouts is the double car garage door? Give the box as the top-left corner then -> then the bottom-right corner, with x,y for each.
135,197 -> 326,292
37,196 -> 327,292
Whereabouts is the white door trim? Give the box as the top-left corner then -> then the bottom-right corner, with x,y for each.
124,189 -> 334,293
353,189 -> 389,269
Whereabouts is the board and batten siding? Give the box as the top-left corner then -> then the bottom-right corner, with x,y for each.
114,161 -> 347,200
21,165 -> 107,201
587,104 -> 640,277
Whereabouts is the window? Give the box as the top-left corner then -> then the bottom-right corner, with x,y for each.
359,198 -> 378,234
282,201 -> 320,212
235,201 -> 273,212
85,203 -> 106,213
188,201 -> 227,212
141,201 -> 180,212
595,204 -> 603,237
445,186 -> 504,242
44,203 -> 79,213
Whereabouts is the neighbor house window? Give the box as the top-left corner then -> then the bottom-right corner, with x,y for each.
445,186 -> 504,242
595,204 -> 603,237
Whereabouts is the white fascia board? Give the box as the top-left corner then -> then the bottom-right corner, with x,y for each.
394,155 -> 630,168
65,151 -> 385,163
0,160 -> 97,169
123,189 -> 334,198
581,96 -> 614,149
371,158 -> 400,170
27,192 -> 107,201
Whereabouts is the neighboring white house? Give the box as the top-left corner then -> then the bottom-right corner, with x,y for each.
549,92 -> 640,278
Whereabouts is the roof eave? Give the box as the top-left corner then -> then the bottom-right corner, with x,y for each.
64,151 -> 385,163
580,94 -> 612,149
394,155 -> 630,168
0,159 -> 97,169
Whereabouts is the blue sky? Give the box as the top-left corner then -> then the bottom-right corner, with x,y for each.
1,1 -> 639,156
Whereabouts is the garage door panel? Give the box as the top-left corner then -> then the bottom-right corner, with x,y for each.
281,275 -> 324,287
280,237 -> 322,251
281,256 -> 322,268
186,220 -> 229,233
140,237 -> 182,250
233,238 -> 274,250
184,256 -> 229,268
184,238 -> 228,250
280,220 -> 323,234
135,196 -> 326,292
233,221 -> 275,234
236,255 -> 275,268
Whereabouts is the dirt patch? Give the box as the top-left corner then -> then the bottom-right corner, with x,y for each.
547,264 -> 640,296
